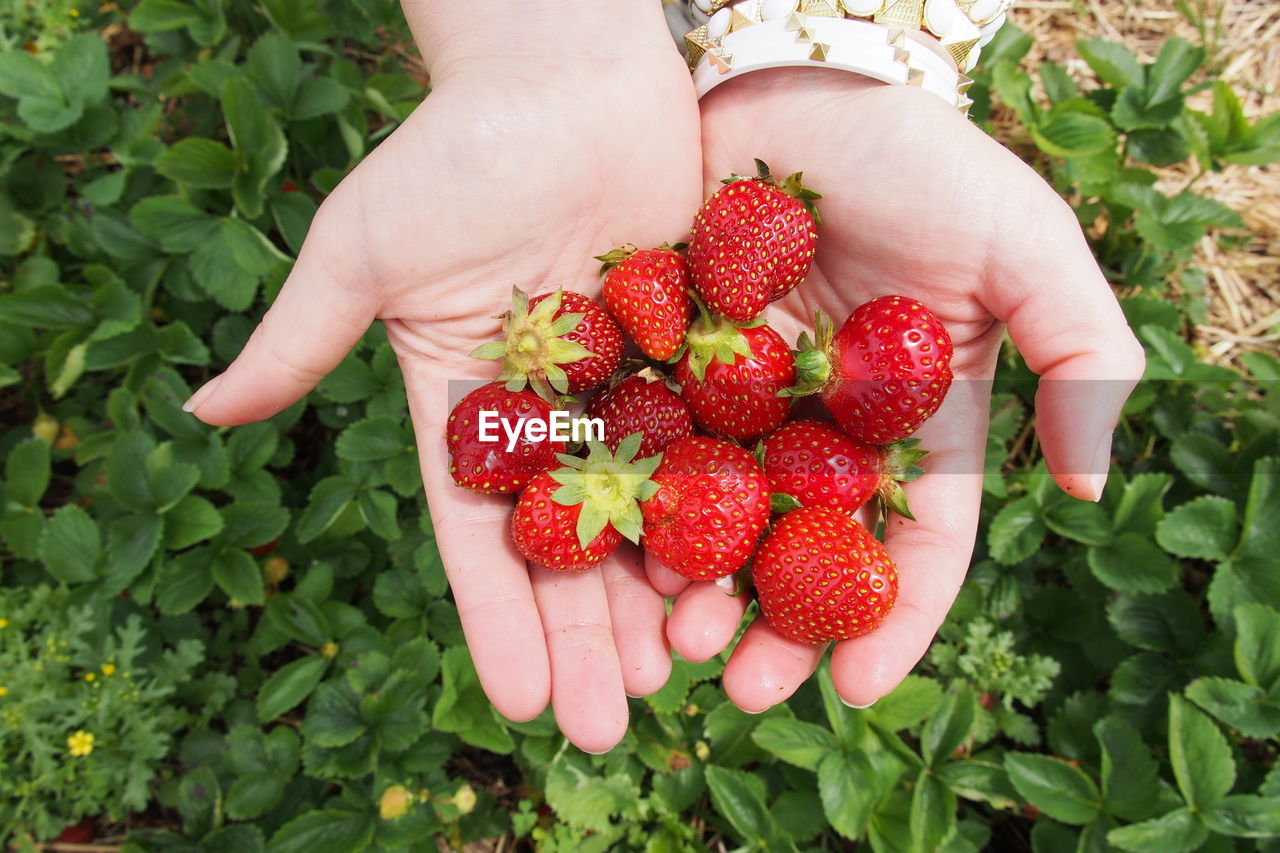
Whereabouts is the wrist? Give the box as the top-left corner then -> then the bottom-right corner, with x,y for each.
402,1 -> 679,82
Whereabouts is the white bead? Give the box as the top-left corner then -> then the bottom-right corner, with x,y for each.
708,7 -> 732,38
841,0 -> 882,14
689,4 -> 710,23
923,0 -> 963,36
964,46 -> 980,72
762,0 -> 799,19
966,0 -> 1001,24
978,12 -> 1005,38
693,0 -> 715,13
977,26 -> 996,47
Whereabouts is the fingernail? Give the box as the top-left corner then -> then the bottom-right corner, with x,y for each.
580,746 -> 613,755
840,696 -> 876,709
1089,432 -> 1113,502
183,375 -> 223,413
625,692 -> 642,699
741,706 -> 766,715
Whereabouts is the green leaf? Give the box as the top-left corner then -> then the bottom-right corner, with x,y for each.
1146,39 -> 1204,106
1004,753 -> 1101,825
1106,591 -> 1204,655
1201,795 -> 1280,838
361,669 -> 428,752
1087,533 -> 1179,594
1234,603 -> 1280,690
163,495 -> 225,549
0,49 -> 60,100
129,0 -> 200,31
910,771 -> 957,853
705,765 -> 787,849
1156,496 -> 1238,560
544,760 -> 641,834
866,675 -> 943,732
41,504 -> 101,583
1113,85 -> 1183,131
155,138 -> 241,188
156,548 -> 214,613
336,417 -> 408,462
296,476 -> 358,543
751,718 -> 838,770
1043,498 -> 1113,546
212,548 -> 265,605
301,680 -> 366,747
266,594 -> 332,647
129,195 -> 220,253
105,512 -> 163,592
52,34 -> 109,105
221,77 -> 287,218
1032,110 -> 1117,158
819,751 -> 900,841
1185,677 -> 1280,739
292,76 -> 349,120
266,810 -> 375,853
247,32 -> 301,112
372,567 -> 431,619
177,766 -> 219,838
0,286 -> 93,328
988,496 -> 1045,564
921,686 -> 976,768
1107,808 -> 1206,853
1077,38 -> 1144,89
226,775 -> 285,822
1239,457 -> 1280,560
1168,694 -> 1234,811
219,502 -> 290,550
1095,717 -> 1159,821
6,438 -> 50,507
357,489 -> 401,541
256,655 -> 329,722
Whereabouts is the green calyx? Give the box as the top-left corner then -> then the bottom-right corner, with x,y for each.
722,158 -> 823,225
593,243 -> 638,275
780,310 -> 835,398
469,286 -> 592,401
676,295 -> 756,382
877,438 -> 929,521
548,434 -> 663,549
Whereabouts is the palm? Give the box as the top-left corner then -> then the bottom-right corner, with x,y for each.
196,58 -> 703,752
653,69 -> 1144,711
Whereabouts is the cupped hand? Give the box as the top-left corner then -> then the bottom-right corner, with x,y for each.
653,68 -> 1145,712
187,21 -> 703,753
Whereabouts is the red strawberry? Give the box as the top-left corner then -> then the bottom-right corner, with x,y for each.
446,383 -> 565,493
586,373 -> 694,459
761,419 -> 928,519
512,436 -> 662,571
674,311 -> 795,443
752,506 -> 899,644
688,159 -> 820,323
471,287 -> 624,399
598,244 -> 692,361
789,296 -> 954,445
641,436 -> 770,581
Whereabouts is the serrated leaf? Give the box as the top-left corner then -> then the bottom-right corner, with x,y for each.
155,138 -> 240,188
1234,603 -> 1280,690
921,686 -> 976,768
301,680 -> 366,747
1201,795 -> 1280,838
6,438 -> 50,507
988,496 -> 1045,564
910,771 -> 957,853
705,765 -> 787,849
1087,533 -> 1179,594
1155,495 -> 1238,560
750,718 -> 838,770
1185,677 -> 1280,739
257,655 -> 329,722
1004,753 -> 1101,825
266,809 -> 375,853
1095,717 -> 1159,821
1107,808 -> 1206,853
1168,694 -> 1234,811
41,503 -> 101,584
336,417 -> 408,462
544,760 -> 641,834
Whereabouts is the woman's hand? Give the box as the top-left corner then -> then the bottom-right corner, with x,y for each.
186,2 -> 702,753
653,68 -> 1145,712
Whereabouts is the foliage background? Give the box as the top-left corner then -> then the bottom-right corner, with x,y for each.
0,0 -> 1278,850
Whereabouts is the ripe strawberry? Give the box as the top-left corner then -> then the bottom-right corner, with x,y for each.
586,373 -> 694,459
598,244 -> 692,361
789,296 -> 954,445
446,383 -> 565,494
688,159 -> 820,323
641,436 -> 770,581
674,310 -> 795,443
752,506 -> 899,644
471,287 -> 624,399
512,436 -> 662,571
760,419 -> 928,520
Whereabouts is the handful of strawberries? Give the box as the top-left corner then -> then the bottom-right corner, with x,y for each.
446,160 -> 953,645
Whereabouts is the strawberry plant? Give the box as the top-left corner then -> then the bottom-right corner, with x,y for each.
0,0 -> 1278,850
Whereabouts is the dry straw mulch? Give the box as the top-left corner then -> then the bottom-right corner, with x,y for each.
1002,0 -> 1279,368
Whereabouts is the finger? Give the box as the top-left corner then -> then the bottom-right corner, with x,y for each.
983,179 -> 1145,501
187,198 -> 380,426
721,618 -> 826,713
403,365 -> 551,723
530,564 -> 630,754
645,551 -> 692,598
599,545 -> 672,698
830,357 -> 994,706
667,576 -> 749,663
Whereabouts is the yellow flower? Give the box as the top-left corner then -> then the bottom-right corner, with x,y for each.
67,731 -> 94,757
0,686 -> 8,697
0,618 -> 8,628
321,642 -> 339,659
101,663 -> 116,676
83,672 -> 95,682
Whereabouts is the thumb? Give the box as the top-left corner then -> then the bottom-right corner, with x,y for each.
983,188 -> 1146,501
185,202 -> 379,427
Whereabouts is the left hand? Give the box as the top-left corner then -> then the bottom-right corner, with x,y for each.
651,67 -> 1145,712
